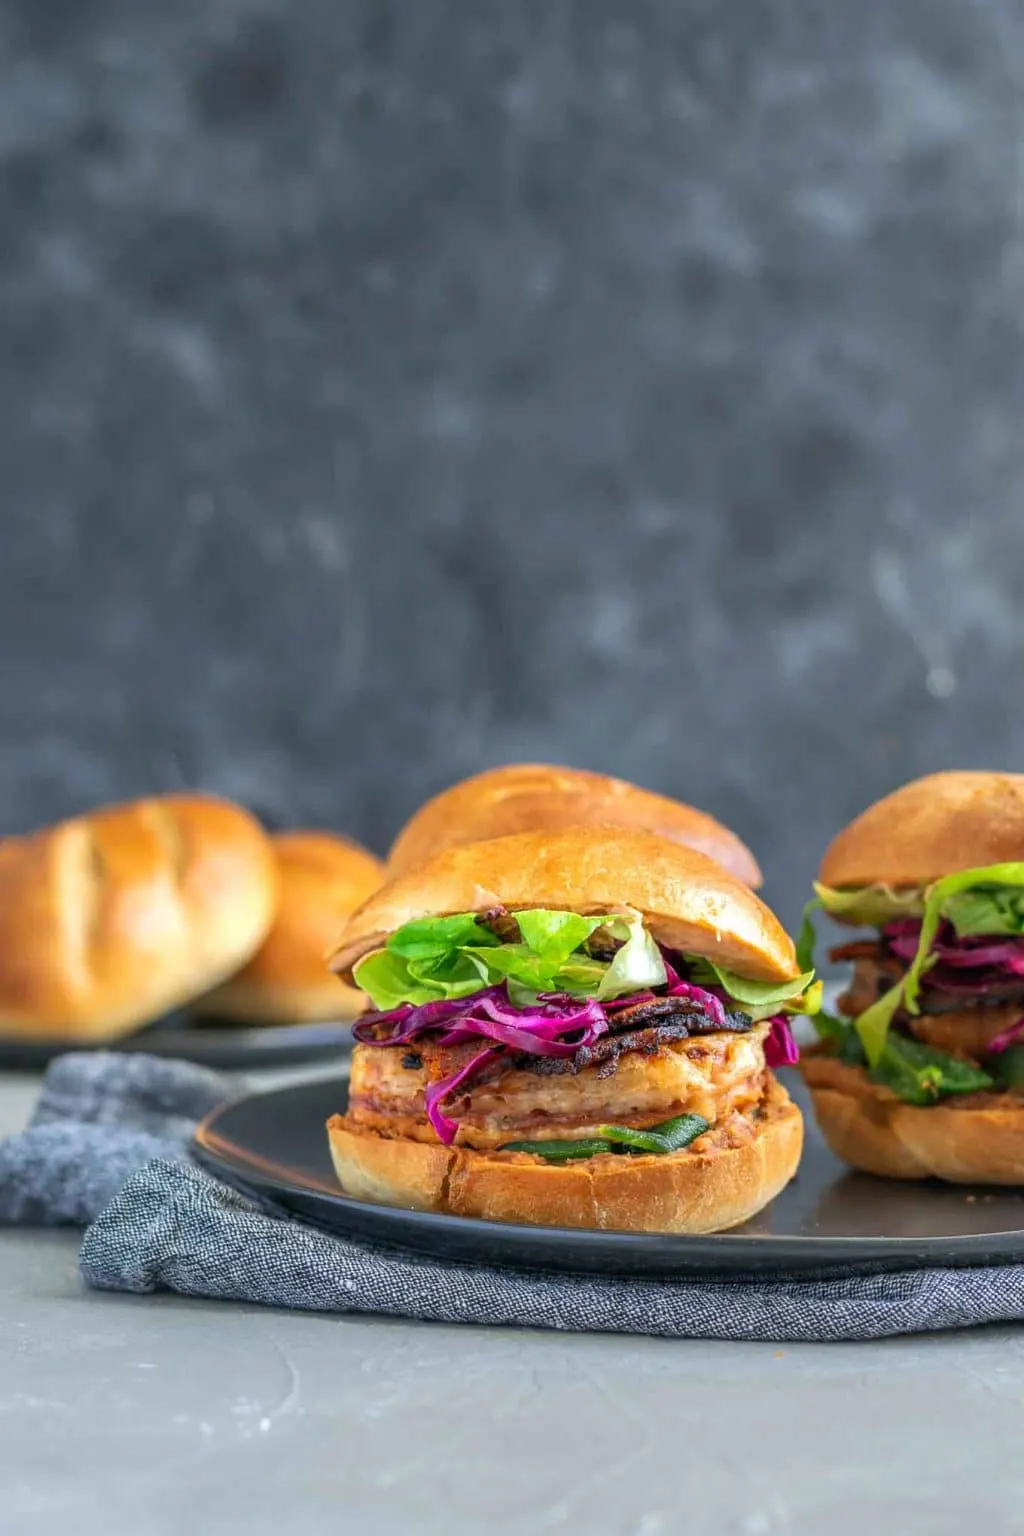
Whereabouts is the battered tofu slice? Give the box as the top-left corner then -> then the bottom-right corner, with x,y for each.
347,1023 -> 769,1150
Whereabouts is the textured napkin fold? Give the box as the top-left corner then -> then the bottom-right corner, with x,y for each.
3,1051 -> 1024,1342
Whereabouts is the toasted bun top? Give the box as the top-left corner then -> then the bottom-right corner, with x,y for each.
386,763 -> 762,886
332,825 -> 798,983
819,771 -> 1024,889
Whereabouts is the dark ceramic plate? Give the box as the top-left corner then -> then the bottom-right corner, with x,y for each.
193,1069 -> 1024,1275
0,1014 -> 354,1072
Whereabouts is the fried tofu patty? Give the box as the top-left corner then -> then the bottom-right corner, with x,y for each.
348,1022 -> 769,1150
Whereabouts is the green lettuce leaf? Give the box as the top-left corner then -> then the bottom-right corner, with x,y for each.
387,913 -> 500,960
351,950 -> 419,1010
813,882 -> 925,927
462,909 -> 665,1002
689,958 -> 820,1021
811,1009 -> 848,1044
354,906 -> 818,1017
813,1012 -> 870,1065
942,885 -> 1024,938
462,944 -> 608,996
853,979 -> 905,1067
796,899 -> 821,972
595,909 -> 667,1000
354,907 -> 649,1009
406,951 -> 490,993
514,910 -> 605,964
821,1014 -> 870,1066
354,948 -> 488,1009
798,885 -> 923,971
869,1033 -> 993,1107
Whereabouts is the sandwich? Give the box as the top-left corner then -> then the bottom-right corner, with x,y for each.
326,826 -> 816,1232
800,771 -> 1024,1182
199,831 -> 384,1024
386,763 -> 762,886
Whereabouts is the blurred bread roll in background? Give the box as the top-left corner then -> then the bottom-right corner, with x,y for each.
199,831 -> 384,1024
0,794 -> 277,1041
386,762 -> 762,887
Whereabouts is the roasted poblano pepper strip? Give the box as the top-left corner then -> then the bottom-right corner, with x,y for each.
500,1112 -> 710,1162
597,1114 -> 710,1153
499,1136 -> 618,1161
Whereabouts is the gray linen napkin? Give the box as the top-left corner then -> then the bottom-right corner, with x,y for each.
3,1051 -> 1024,1342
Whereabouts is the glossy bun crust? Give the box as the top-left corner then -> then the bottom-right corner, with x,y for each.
820,771 -> 1024,889
331,825 -> 801,983
387,764 -> 762,886
0,795 -> 276,1040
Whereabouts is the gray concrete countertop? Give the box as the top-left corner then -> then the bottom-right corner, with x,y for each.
2,1073 -> 1023,1536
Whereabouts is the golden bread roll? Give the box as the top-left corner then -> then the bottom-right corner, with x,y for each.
820,770 -> 1024,891
199,831 -> 383,1023
0,794 -> 277,1041
387,763 -> 762,886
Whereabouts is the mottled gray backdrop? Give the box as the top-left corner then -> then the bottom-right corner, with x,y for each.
3,0 -> 1024,928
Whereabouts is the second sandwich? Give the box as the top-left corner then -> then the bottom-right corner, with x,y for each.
801,771 -> 1024,1183
327,826 -> 817,1232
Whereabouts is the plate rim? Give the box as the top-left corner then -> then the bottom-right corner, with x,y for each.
192,1076 -> 1024,1258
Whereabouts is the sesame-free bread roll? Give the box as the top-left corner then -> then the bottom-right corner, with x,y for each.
387,763 -> 762,886
0,794 -> 277,1041
331,825 -> 800,984
199,831 -> 384,1024
820,771 -> 1024,891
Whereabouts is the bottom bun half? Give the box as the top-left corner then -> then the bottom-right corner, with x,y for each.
326,1073 -> 802,1233
802,1053 -> 1024,1184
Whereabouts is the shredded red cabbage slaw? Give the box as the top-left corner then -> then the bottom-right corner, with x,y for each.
763,1015 -> 799,1067
883,919 -> 1024,980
